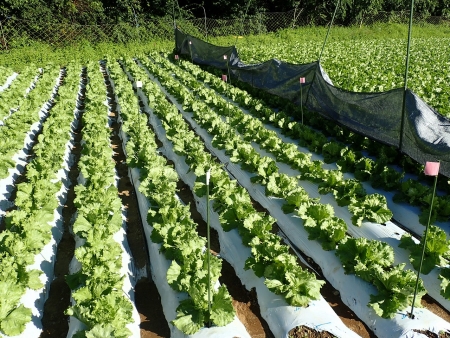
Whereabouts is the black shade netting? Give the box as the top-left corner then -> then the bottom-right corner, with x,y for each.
175,28 -> 450,177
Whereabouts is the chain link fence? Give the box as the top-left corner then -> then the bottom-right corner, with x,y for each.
349,11 -> 447,26
0,10 -> 448,50
0,17 -> 175,50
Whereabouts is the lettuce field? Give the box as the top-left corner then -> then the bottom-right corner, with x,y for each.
0,28 -> 450,338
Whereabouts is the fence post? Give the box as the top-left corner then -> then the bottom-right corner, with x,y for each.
0,19 -> 8,50
292,3 -> 302,29
292,7 -> 297,28
235,0 -> 252,46
201,5 -> 207,42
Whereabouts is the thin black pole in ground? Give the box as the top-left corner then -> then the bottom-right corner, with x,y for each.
136,79 -> 143,135
206,168 -> 211,327
300,77 -> 305,124
223,54 -> 230,116
318,0 -> 340,63
173,0 -> 177,52
409,161 -> 440,318
224,54 -> 231,86
188,40 -> 193,64
307,0 -> 339,102
399,0 -> 415,152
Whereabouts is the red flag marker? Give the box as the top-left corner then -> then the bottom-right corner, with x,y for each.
424,162 -> 440,176
300,77 -> 306,84
222,74 -> 227,82
175,55 -> 179,60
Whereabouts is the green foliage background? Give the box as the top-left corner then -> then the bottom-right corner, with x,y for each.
1,0 -> 449,25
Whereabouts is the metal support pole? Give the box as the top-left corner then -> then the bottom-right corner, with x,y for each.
306,0 -> 339,108
188,39 -> 193,64
300,78 -> 304,124
318,0 -> 340,62
173,0 -> 177,52
225,55 -> 231,86
206,169 -> 211,327
223,55 -> 230,116
409,168 -> 437,318
399,0 -> 415,152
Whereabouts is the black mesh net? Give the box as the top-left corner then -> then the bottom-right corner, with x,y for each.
175,28 -> 450,177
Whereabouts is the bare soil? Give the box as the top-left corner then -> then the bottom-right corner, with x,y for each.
109,112 -> 171,338
422,294 -> 450,323
289,325 -> 337,338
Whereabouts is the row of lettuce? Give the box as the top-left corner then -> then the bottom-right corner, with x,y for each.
0,67 -> 53,179
136,52 -> 450,319
64,62 -> 137,337
0,64 -> 70,336
0,66 -> 14,89
0,66 -> 41,123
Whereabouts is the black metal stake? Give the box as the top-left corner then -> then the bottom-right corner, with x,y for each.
188,39 -> 193,64
206,169 -> 211,327
399,0 -> 415,152
307,0 -> 339,104
300,77 -> 305,124
409,164 -> 438,318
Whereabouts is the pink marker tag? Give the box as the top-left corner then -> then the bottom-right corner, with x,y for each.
175,55 -> 179,60
300,77 -> 306,84
424,161 -> 440,176
222,74 -> 227,82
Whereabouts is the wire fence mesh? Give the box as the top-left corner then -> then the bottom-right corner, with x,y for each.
0,9 -> 448,50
